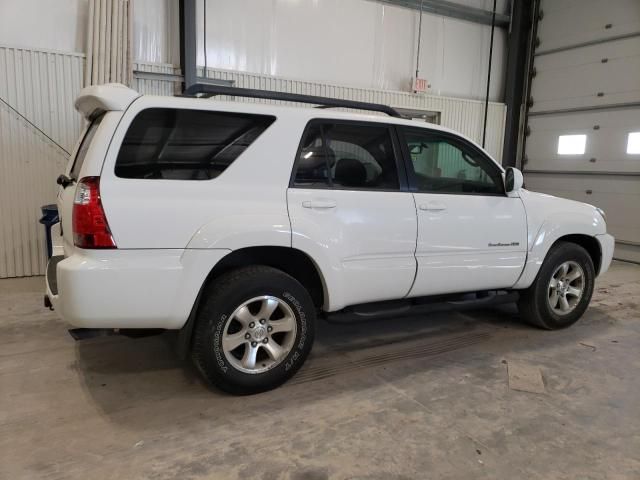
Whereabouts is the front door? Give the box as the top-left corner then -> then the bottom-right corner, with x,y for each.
287,120 -> 417,311
398,127 -> 527,296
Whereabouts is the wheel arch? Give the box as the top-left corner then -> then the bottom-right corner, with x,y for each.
514,229 -> 604,290
553,234 -> 602,276
176,246 -> 327,359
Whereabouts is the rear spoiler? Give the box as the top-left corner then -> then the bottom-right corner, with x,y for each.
74,83 -> 140,121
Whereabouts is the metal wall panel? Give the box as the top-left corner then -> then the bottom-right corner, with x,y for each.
133,62 -> 506,160
524,0 -> 640,262
129,0 -> 506,101
536,0 -> 640,54
531,36 -> 640,113
131,0 -> 180,65
0,45 -> 84,278
526,109 -> 640,173
132,62 -> 180,96
194,0 -> 507,101
197,66 -> 507,161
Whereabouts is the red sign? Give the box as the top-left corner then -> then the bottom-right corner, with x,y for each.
413,77 -> 429,93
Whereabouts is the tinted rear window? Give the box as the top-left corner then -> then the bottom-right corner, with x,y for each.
115,108 -> 275,180
70,114 -> 104,180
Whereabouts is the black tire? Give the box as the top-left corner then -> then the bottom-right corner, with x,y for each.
518,241 -> 595,330
192,265 -> 315,395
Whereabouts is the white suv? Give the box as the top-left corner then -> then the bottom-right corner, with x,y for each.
46,83 -> 614,394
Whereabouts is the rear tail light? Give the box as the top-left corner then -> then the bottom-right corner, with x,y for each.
72,176 -> 116,249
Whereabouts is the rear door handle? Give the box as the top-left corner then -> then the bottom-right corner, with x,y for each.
419,202 -> 447,211
302,200 -> 337,209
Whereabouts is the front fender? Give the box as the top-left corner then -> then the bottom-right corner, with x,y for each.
513,210 -> 606,289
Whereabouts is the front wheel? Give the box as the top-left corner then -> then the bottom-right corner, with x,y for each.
518,242 -> 595,330
192,266 -> 316,394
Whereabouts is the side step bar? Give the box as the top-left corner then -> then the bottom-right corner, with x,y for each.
68,328 -> 165,341
323,291 -> 519,323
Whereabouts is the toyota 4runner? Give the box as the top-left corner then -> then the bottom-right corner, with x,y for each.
45,83 -> 615,394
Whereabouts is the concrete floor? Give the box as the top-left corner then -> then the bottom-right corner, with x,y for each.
1,262 -> 639,480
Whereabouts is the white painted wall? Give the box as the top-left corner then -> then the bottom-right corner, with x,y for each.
0,0 -> 507,101
0,0 -> 88,53
132,0 -> 180,65
131,0 -> 506,102
195,0 -> 506,101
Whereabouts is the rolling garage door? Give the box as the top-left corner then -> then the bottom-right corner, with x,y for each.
523,0 -> 640,263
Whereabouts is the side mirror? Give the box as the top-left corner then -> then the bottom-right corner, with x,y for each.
505,167 -> 524,193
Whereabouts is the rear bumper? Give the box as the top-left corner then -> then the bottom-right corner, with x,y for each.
45,248 -> 230,329
596,233 -> 615,276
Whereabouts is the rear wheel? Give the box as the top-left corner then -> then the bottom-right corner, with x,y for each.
518,242 -> 595,330
192,266 -> 315,394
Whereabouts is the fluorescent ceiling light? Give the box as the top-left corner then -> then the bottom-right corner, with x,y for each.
558,134 -> 586,155
627,132 -> 640,154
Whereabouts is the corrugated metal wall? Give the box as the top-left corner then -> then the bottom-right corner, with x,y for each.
0,45 -> 84,278
132,61 -> 180,96
133,64 -> 507,161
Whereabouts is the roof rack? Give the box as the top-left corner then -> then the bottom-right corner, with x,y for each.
182,83 -> 402,118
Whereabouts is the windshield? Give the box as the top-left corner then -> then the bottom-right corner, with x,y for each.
69,114 -> 104,180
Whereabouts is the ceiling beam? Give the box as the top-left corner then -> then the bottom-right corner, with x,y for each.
375,0 -> 510,27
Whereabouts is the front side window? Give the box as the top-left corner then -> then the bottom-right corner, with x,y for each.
401,129 -> 503,195
115,108 -> 275,180
294,121 -> 400,190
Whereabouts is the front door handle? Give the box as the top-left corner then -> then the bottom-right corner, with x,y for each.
419,202 -> 447,211
302,200 -> 337,209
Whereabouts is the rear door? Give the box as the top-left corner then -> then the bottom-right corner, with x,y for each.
398,127 -> 527,296
287,120 -> 417,310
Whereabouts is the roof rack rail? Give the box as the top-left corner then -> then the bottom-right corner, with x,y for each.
182,83 -> 402,118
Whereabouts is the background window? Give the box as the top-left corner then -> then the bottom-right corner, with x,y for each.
627,132 -> 640,154
115,108 -> 275,180
403,130 -> 503,195
294,122 -> 400,190
557,134 -> 587,155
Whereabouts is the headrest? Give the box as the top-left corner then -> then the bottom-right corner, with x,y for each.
335,158 -> 366,187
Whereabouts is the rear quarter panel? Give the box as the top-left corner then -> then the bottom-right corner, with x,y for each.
98,97 -> 304,250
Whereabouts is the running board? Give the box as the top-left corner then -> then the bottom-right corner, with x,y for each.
323,291 -> 519,323
68,328 -> 118,340
68,328 -> 165,341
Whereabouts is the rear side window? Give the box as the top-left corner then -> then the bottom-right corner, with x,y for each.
115,108 -> 275,180
293,121 -> 400,190
70,114 -> 104,180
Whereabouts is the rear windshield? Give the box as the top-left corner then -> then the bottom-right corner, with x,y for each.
114,108 -> 276,180
70,114 -> 104,180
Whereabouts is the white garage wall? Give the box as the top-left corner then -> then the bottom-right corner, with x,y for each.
132,0 -> 506,102
523,0 -> 640,262
0,0 -> 89,53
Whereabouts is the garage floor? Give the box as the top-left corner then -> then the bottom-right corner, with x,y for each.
1,261 -> 639,479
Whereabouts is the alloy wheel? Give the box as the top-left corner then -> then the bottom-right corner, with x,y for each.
548,260 -> 585,315
222,295 -> 297,374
